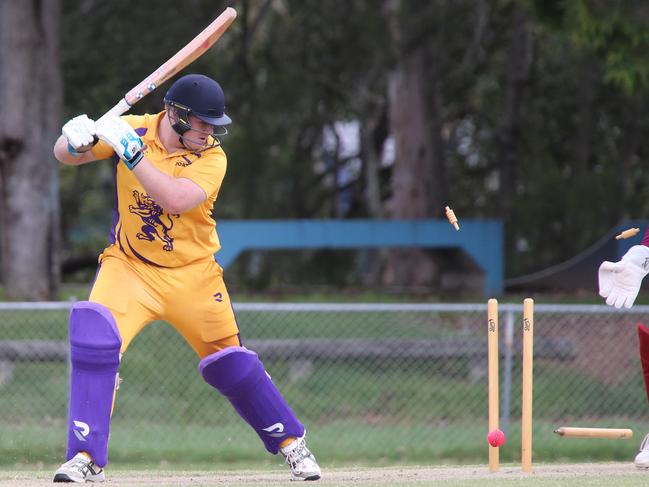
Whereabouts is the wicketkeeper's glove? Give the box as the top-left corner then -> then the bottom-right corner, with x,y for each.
599,244 -> 649,308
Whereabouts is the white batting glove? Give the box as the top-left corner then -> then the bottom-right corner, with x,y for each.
62,114 -> 97,154
599,245 -> 649,308
96,115 -> 145,170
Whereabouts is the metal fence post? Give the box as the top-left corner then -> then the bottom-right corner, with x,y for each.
501,309 -> 515,435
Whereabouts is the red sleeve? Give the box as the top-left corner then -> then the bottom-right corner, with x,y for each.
642,227 -> 649,246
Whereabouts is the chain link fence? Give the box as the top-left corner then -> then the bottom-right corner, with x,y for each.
2,301 -> 649,465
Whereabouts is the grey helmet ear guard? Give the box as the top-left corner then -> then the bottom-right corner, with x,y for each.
165,101 -> 193,135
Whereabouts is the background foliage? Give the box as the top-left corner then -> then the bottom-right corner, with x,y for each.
55,0 -> 649,291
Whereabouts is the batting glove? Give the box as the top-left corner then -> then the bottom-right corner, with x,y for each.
62,114 -> 97,155
96,115 -> 145,170
599,245 -> 649,309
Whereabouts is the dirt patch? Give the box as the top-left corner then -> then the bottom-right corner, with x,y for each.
1,463 -> 646,486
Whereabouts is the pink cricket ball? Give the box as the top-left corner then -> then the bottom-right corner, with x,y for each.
487,429 -> 506,447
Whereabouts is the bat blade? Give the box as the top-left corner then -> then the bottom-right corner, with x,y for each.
100,7 -> 237,120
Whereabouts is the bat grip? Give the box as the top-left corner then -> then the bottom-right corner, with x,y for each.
97,98 -> 132,124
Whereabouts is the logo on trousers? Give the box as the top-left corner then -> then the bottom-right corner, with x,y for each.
262,423 -> 285,438
73,420 -> 90,442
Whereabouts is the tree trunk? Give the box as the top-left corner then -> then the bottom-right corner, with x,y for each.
382,0 -> 447,288
0,0 -> 62,299
497,3 -> 531,217
358,106 -> 387,286
360,107 -> 386,220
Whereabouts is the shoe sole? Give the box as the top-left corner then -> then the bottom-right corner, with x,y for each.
291,474 -> 321,481
53,472 -> 104,483
53,473 -> 76,482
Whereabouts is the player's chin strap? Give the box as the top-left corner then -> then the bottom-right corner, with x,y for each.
178,131 -> 224,152
167,104 -> 228,151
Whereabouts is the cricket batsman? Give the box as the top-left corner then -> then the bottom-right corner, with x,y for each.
52,74 -> 321,482
599,230 -> 649,468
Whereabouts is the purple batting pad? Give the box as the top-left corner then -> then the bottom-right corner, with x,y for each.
199,347 -> 305,453
66,301 -> 121,467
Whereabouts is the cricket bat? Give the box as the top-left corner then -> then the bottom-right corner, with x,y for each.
98,7 -> 237,123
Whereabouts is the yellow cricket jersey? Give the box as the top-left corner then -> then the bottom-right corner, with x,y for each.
91,112 -> 226,267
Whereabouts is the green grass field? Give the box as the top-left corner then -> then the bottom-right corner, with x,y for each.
2,307 -> 648,472
1,418 -> 645,468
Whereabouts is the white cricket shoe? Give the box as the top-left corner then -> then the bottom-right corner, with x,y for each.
635,432 -> 649,468
53,452 -> 105,483
280,435 -> 321,481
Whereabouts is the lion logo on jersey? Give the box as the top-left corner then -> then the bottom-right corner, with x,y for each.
128,190 -> 179,251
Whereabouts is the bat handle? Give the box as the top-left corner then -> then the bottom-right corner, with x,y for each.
97,98 -> 132,124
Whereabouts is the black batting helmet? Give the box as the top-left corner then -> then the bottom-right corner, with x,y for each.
163,74 -> 231,135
